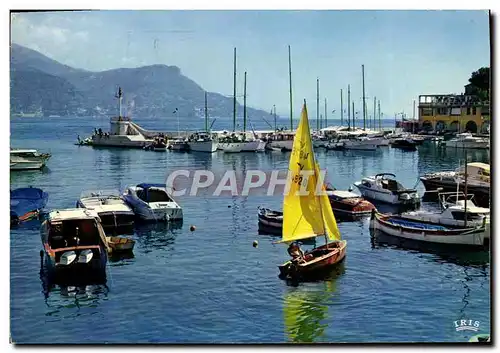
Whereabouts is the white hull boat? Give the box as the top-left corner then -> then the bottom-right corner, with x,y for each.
354,173 -> 420,206
370,210 -> 487,246
188,140 -> 218,153
241,139 -> 266,152
445,133 -> 489,149
344,137 -> 378,151
10,149 -> 51,170
220,142 -> 245,153
76,190 -> 135,229
123,183 -> 183,222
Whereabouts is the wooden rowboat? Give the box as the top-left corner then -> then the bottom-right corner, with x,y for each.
106,236 -> 135,253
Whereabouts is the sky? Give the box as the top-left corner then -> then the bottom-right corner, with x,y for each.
10,10 -> 490,119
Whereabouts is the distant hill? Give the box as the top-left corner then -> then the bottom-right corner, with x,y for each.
10,43 -> 271,121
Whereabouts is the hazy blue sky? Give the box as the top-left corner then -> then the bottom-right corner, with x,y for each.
11,10 -> 490,119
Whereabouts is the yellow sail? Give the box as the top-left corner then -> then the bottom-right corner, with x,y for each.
282,102 -> 341,243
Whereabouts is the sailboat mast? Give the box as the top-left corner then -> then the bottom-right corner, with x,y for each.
204,91 -> 208,133
464,157 -> 468,228
347,85 -> 351,130
233,47 -> 237,132
324,98 -> 327,129
362,64 -> 366,131
340,89 -> 344,126
243,71 -> 247,132
352,102 -> 355,129
316,78 -> 320,131
273,104 -> 277,131
373,96 -> 376,132
306,100 -> 329,248
378,100 -> 381,131
288,45 -> 293,131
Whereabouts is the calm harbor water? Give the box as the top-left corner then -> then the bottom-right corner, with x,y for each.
10,116 -> 490,343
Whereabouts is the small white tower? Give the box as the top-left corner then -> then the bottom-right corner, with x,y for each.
109,87 -> 130,135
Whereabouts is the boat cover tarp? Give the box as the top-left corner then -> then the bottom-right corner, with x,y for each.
10,187 -> 48,218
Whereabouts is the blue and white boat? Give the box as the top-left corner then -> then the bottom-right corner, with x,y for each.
122,183 -> 183,222
11,187 -> 48,225
370,210 -> 488,246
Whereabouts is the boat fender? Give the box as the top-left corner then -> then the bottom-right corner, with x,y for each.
190,225 -> 196,232
370,209 -> 376,220
253,240 -> 258,248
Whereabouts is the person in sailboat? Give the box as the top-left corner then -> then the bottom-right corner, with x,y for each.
287,242 -> 306,264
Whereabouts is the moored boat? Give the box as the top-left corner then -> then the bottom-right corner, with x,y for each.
106,236 -> 135,253
10,187 -> 48,225
76,190 -> 135,230
187,132 -> 218,153
419,162 -> 490,207
369,210 -> 487,246
122,183 -> 183,222
354,173 -> 420,206
444,133 -> 489,149
41,209 -> 109,280
10,149 -> 51,170
277,102 -> 347,281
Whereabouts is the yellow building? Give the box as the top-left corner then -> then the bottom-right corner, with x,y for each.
418,93 -> 490,134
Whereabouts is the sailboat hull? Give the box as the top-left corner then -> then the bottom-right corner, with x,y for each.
278,240 -> 347,279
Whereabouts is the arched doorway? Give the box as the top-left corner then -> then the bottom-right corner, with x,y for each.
435,120 -> 447,132
465,121 -> 478,133
422,120 -> 433,131
449,121 -> 460,132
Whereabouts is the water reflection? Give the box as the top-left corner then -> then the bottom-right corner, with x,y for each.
283,263 -> 345,343
40,257 -> 109,317
134,221 -> 182,254
370,228 -> 490,267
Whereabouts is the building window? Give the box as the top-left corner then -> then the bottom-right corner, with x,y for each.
472,107 -> 477,115
437,107 -> 449,115
450,107 -> 461,116
421,108 -> 433,116
467,107 -> 471,115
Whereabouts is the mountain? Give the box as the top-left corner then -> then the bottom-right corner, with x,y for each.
10,43 -> 271,121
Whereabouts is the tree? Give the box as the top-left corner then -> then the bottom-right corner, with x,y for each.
467,67 -> 490,101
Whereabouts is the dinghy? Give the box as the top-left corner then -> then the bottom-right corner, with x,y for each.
277,102 -> 347,280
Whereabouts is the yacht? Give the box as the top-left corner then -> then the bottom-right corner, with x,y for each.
444,133 -> 489,149
10,149 -> 51,170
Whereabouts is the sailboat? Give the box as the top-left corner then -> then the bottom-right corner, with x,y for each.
278,102 -> 347,280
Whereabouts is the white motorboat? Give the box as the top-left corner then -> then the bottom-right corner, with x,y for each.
187,133 -> 218,153
403,194 -> 489,230
122,183 -> 183,222
354,173 -> 420,206
169,138 -> 189,151
444,133 -> 489,149
10,149 -> 51,170
344,137 -> 378,151
76,190 -> 135,229
266,131 -> 295,151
